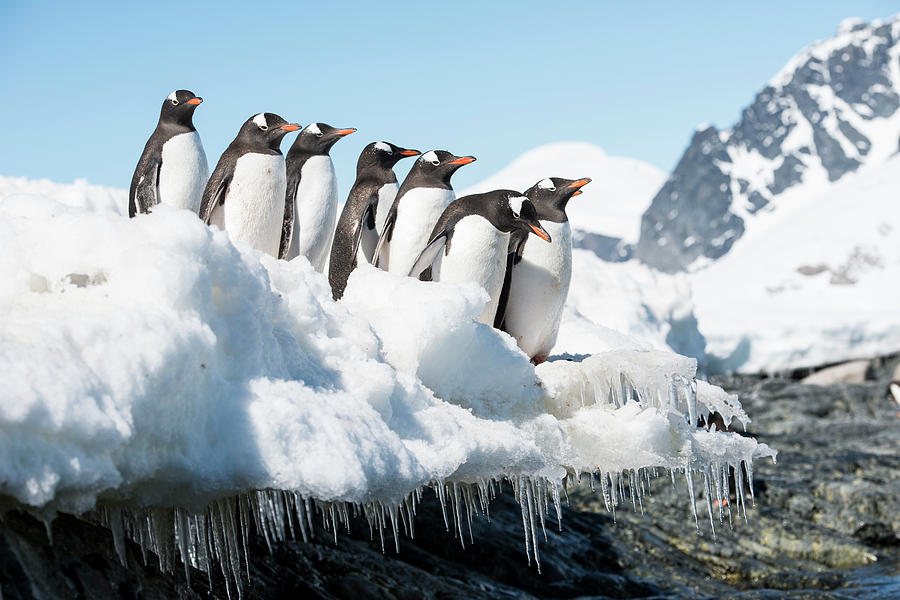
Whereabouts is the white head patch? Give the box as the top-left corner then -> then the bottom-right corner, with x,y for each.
167,90 -> 178,102
305,123 -> 322,135
509,195 -> 526,218
252,113 -> 268,129
422,150 -> 439,164
375,141 -> 392,153
538,178 -> 555,190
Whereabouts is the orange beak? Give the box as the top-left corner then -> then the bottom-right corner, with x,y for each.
400,149 -> 421,156
186,97 -> 202,105
448,156 -> 476,165
529,223 -> 552,243
572,190 -> 583,196
335,128 -> 357,136
280,123 -> 301,131
567,178 -> 591,188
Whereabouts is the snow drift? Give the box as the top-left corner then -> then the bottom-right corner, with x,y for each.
0,176 -> 772,594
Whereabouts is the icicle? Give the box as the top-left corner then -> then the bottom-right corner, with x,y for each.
684,470 -> 699,529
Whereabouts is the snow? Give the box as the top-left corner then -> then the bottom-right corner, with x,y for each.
0,175 -> 770,590
692,152 -> 900,373
462,142 -> 666,244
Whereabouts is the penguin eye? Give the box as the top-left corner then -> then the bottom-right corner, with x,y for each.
430,159 -> 440,166
511,209 -> 520,219
547,185 -> 557,192
258,124 -> 269,131
170,99 -> 179,106
316,132 -> 323,138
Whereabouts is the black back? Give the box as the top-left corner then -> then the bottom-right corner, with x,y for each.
280,123 -> 356,258
128,89 -> 203,217
419,190 -> 546,283
328,141 -> 419,300
198,113 -> 299,224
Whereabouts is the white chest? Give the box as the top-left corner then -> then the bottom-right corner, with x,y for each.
221,152 -> 286,257
504,219 -> 572,358
388,187 -> 456,275
158,131 -> 209,213
435,215 -> 508,324
289,155 -> 338,268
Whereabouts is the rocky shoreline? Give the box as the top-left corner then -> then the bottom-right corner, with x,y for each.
2,356 -> 898,599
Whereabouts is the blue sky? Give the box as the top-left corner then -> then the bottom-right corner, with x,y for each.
1,1 -> 897,193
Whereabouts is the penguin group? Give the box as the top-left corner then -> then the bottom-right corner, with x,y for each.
130,90 -> 593,364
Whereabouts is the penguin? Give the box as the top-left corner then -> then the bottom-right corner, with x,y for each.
373,150 -> 475,275
198,113 -> 300,257
498,177 -> 591,364
129,89 -> 208,217
279,123 -> 357,270
408,190 -> 551,325
328,141 -> 420,300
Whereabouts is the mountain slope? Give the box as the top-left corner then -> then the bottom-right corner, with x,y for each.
635,16 -> 900,272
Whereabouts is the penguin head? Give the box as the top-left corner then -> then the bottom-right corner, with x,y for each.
291,123 -> 357,155
486,190 -> 551,242
411,150 -> 477,186
238,113 -> 301,152
159,89 -> 203,128
524,177 -> 592,221
357,141 -> 420,173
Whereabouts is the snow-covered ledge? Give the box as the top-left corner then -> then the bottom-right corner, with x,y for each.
0,190 -> 774,598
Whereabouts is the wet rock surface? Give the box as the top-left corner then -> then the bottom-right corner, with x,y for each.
2,358 -> 898,599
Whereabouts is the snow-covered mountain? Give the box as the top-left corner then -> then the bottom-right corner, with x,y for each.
635,16 -> 900,273
694,151 -> 900,372
463,142 -> 666,261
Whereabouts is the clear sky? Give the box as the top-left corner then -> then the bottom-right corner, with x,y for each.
1,1 -> 897,194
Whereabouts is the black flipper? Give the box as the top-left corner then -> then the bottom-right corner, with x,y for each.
372,205 -> 397,268
279,169 -> 301,259
198,166 -> 232,225
408,230 -> 449,279
128,148 -> 161,218
496,232 -> 528,329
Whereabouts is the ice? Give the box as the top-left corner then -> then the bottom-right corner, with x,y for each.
0,179 -> 773,596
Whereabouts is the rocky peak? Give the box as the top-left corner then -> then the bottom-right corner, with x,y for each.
635,16 -> 900,273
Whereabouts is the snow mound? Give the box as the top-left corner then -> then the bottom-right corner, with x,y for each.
462,142 -> 666,243
694,152 -> 900,373
0,180 -> 771,592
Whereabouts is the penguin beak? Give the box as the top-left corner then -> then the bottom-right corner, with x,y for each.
186,97 -> 202,105
572,190 -> 583,196
335,128 -> 357,136
279,123 -> 301,131
567,178 -> 591,188
448,156 -> 476,165
399,149 -> 421,156
529,223 -> 552,243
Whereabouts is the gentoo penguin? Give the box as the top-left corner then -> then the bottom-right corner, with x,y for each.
373,150 -> 476,275
198,113 -> 300,257
499,177 -> 590,363
408,190 -> 551,325
279,123 -> 356,270
129,89 -> 208,217
328,141 -> 420,300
